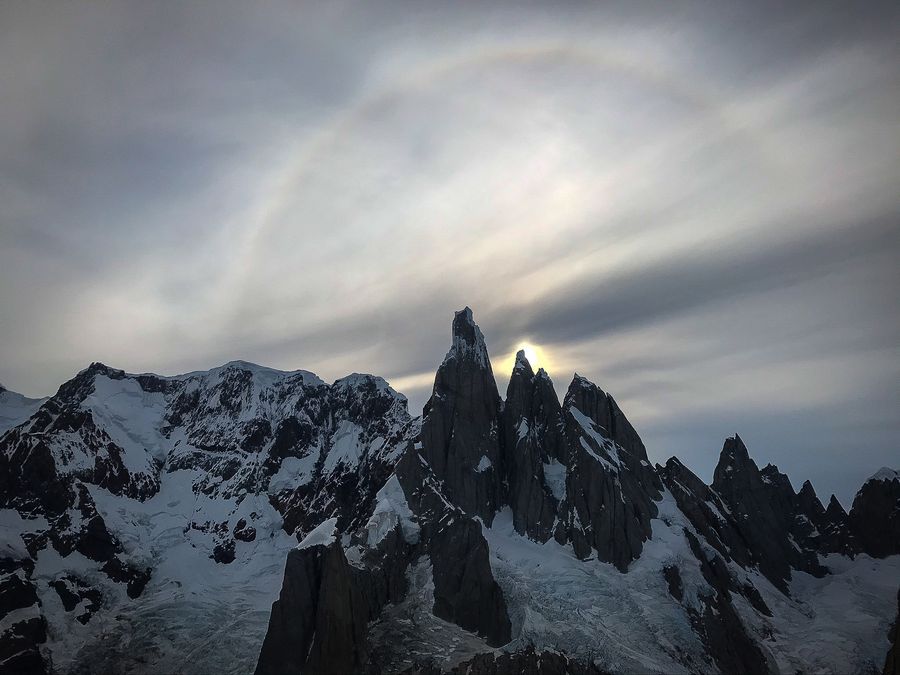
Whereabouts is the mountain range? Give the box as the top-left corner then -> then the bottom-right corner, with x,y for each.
1,308 -> 898,674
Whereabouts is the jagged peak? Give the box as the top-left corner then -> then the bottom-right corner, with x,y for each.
712,434 -> 757,485
721,434 -> 750,460
798,479 -> 818,498
565,372 -> 613,398
826,494 -> 847,517
565,372 -> 600,402
444,306 -> 491,369
570,372 -> 590,386
665,456 -> 686,470
457,305 -> 475,323
759,463 -> 793,490
513,349 -> 535,378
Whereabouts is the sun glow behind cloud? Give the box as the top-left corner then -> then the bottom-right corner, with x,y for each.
497,341 -> 552,379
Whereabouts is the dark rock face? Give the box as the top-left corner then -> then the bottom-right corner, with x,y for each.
419,308 -> 504,524
256,523 -> 413,675
659,456 -> 753,568
502,352 -> 567,543
818,494 -> 858,556
848,471 -> 900,558
256,539 -> 370,675
796,480 -> 826,528
233,517 -> 257,542
394,428 -> 513,649
561,376 -> 661,571
50,576 -> 103,624
0,614 -> 48,675
428,518 -> 511,647
684,530 -> 770,675
211,539 -> 236,564
711,435 -> 825,591
0,553 -> 49,675
662,564 -> 684,601
0,574 -> 38,614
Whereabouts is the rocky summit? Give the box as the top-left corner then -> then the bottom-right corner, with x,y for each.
1,309 -> 898,675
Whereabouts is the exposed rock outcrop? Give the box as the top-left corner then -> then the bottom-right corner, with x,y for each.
711,435 -> 825,591
683,530 -> 770,675
818,494 -> 858,555
561,375 -> 661,570
502,352 -> 567,543
659,456 -> 753,568
849,468 -> 900,558
255,521 -> 413,675
418,308 -> 504,524
255,536 -> 368,675
395,427 -> 512,647
885,588 -> 900,675
428,518 -> 511,647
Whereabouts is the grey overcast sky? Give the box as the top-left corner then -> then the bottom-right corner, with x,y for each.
1,1 -> 898,504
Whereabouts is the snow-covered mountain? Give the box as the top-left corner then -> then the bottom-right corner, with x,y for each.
1,309 -> 898,674
0,385 -> 46,436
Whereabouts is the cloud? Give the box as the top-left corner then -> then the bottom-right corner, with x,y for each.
1,0 -> 898,502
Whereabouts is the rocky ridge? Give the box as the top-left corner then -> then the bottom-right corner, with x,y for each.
254,308 -> 899,674
1,308 -> 898,674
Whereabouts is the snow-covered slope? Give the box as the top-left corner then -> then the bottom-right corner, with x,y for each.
0,361 -> 416,674
0,385 -> 46,434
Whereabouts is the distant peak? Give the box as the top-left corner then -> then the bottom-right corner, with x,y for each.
199,360 -> 325,386
221,359 -> 264,370
78,362 -> 125,379
332,373 -> 406,402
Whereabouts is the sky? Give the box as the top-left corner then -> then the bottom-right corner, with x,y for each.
1,1 -> 898,504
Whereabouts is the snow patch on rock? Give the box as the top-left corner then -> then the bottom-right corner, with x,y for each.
542,459 -> 567,503
365,475 -> 419,546
298,517 -> 338,549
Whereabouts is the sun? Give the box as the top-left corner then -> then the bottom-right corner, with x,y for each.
519,342 -> 540,369
500,341 -> 552,376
